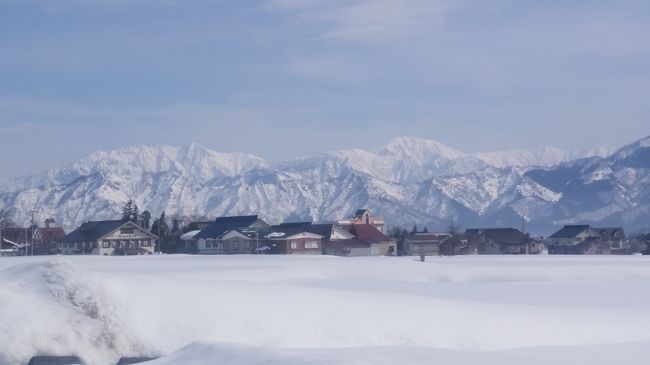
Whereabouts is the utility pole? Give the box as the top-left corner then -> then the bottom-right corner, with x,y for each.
30,208 -> 36,256
0,215 -> 3,258
157,216 -> 161,254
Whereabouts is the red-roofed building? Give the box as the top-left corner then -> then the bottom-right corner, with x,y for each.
332,224 -> 396,256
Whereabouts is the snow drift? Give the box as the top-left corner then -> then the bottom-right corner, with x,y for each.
0,260 -> 154,365
1,255 -> 650,364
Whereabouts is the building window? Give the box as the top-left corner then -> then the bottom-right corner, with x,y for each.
231,241 -> 239,250
120,228 -> 135,235
290,241 -> 299,249
305,240 -> 319,249
142,240 -> 151,247
102,241 -> 110,248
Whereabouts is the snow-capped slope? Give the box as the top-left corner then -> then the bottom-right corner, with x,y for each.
474,146 -> 613,169
0,137 -> 647,233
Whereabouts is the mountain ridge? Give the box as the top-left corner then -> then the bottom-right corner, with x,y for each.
2,137 -> 646,235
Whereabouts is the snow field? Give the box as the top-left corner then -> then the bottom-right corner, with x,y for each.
1,255 -> 649,364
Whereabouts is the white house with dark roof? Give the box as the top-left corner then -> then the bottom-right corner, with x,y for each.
193,215 -> 270,254
59,220 -> 158,255
548,225 -> 625,254
264,225 -> 324,254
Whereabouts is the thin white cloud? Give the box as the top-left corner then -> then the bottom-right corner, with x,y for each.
267,0 -> 459,43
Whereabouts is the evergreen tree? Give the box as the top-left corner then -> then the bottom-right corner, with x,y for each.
423,226 -> 428,233
389,226 -> 410,256
172,217 -> 181,234
151,212 -> 169,237
121,200 -> 139,222
411,224 -> 418,234
140,210 -> 151,229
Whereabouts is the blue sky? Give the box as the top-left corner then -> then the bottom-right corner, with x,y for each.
1,0 -> 649,176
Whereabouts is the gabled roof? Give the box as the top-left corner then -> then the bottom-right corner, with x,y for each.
278,221 -> 313,228
549,225 -> 591,239
38,227 -> 66,241
180,230 -> 202,240
61,220 -> 128,243
0,228 -> 30,243
194,215 -> 266,239
268,225 -> 308,237
348,224 -> 393,244
594,227 -> 625,240
304,224 -> 337,240
354,209 -> 369,218
465,228 -> 531,245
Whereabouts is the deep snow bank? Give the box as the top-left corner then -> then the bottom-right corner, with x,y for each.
148,341 -> 650,365
0,260 -> 154,365
1,255 -> 650,364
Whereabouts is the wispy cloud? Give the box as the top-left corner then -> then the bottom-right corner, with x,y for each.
266,0 -> 459,43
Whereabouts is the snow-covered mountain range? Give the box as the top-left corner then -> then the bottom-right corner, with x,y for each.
2,136 -> 649,235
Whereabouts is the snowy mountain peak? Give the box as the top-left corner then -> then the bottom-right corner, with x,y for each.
178,142 -> 268,177
381,137 -> 466,161
611,135 -> 650,160
1,137 -> 649,232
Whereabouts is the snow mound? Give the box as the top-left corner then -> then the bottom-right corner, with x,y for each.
0,260 -> 154,365
148,341 -> 650,365
146,342 -> 326,365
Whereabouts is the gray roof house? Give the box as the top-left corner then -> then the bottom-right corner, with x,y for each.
548,225 -> 625,254
460,228 -> 541,255
60,220 -> 157,255
193,215 -> 270,254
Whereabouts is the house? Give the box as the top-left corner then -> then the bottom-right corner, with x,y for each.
263,225 -> 324,255
59,220 -> 157,255
338,209 -> 386,233
179,230 -> 201,253
547,225 -> 625,254
325,238 -> 375,257
1,227 -> 31,256
274,221 -> 396,257
0,219 -> 66,256
273,221 -> 355,255
405,232 -> 450,256
193,215 -> 270,254
32,219 -> 66,255
461,228 -> 541,255
341,224 -> 397,256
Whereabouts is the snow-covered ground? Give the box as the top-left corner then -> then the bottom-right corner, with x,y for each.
1,255 -> 649,364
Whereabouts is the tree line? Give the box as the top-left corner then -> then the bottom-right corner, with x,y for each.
120,199 -> 206,253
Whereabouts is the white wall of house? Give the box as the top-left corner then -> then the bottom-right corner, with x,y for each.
97,224 -> 155,255
197,230 -> 255,254
346,247 -> 371,257
59,222 -> 155,255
